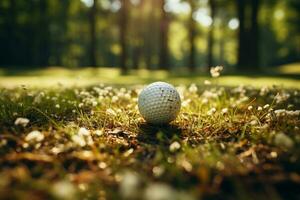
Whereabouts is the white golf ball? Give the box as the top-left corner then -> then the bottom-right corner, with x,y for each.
138,82 -> 181,124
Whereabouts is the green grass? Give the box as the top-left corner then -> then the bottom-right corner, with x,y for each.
1,78 -> 300,199
0,65 -> 300,88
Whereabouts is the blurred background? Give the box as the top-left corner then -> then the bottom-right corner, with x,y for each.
0,0 -> 299,74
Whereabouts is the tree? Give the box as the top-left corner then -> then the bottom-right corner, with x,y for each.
236,0 -> 260,70
119,0 -> 129,74
158,0 -> 169,70
89,0 -> 98,67
207,0 -> 216,71
36,0 -> 50,66
187,0 -> 197,72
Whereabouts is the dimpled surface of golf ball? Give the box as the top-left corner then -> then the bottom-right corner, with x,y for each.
138,82 -> 181,124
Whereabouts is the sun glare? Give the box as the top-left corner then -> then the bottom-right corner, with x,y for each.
228,18 -> 239,30
81,0 -> 93,7
164,0 -> 191,13
194,8 -> 212,27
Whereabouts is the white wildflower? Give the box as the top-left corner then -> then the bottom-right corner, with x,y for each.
259,86 -> 269,96
95,130 -> 104,136
112,96 -> 119,103
169,141 -> 181,152
14,117 -> 30,127
78,127 -> 90,136
78,103 -> 84,108
250,120 -> 258,126
257,106 -> 262,111
98,162 -> 107,169
106,108 -> 117,116
210,66 -> 223,77
181,160 -> 193,172
201,98 -> 208,104
274,109 -> 300,117
275,92 -> 290,104
188,84 -> 198,93
72,135 -> 86,147
248,106 -> 253,111
55,104 -> 60,108
207,107 -> 216,115
263,104 -> 270,109
204,80 -> 211,85
221,108 -> 228,114
202,90 -> 218,99
152,166 -> 165,177
181,99 -> 191,107
92,100 -> 98,107
25,130 -> 44,142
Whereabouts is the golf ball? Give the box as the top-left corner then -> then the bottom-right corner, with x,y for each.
138,82 -> 181,124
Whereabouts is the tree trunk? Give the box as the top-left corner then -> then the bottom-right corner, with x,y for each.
158,0 -> 169,70
120,0 -> 128,74
237,0 -> 246,69
89,0 -> 97,67
38,0 -> 49,66
236,0 -> 260,70
250,0 -> 259,68
207,0 -> 216,71
188,0 -> 196,72
7,0 -> 16,66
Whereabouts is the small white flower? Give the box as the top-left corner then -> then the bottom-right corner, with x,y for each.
14,117 -> 30,127
106,108 -> 117,116
98,162 -> 107,169
169,141 -> 181,152
92,101 -> 98,107
181,99 -> 191,107
207,107 -> 216,115
263,104 -> 270,109
248,106 -> 253,111
204,80 -> 211,85
72,135 -> 86,147
250,120 -> 258,126
221,108 -> 228,114
78,127 -> 90,136
55,104 -> 60,108
25,130 -> 44,142
201,98 -> 208,104
257,106 -> 262,111
210,66 -> 223,78
152,166 -> 165,177
188,84 -> 198,93
112,96 -> 119,103
78,103 -> 84,108
95,130 -> 104,136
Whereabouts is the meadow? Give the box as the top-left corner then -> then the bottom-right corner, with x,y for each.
0,66 -> 300,199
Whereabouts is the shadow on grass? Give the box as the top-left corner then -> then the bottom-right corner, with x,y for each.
137,123 -> 183,145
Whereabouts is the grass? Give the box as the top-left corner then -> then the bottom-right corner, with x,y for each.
0,71 -> 300,200
0,64 -> 300,88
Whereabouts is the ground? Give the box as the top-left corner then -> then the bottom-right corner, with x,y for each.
0,66 -> 300,200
